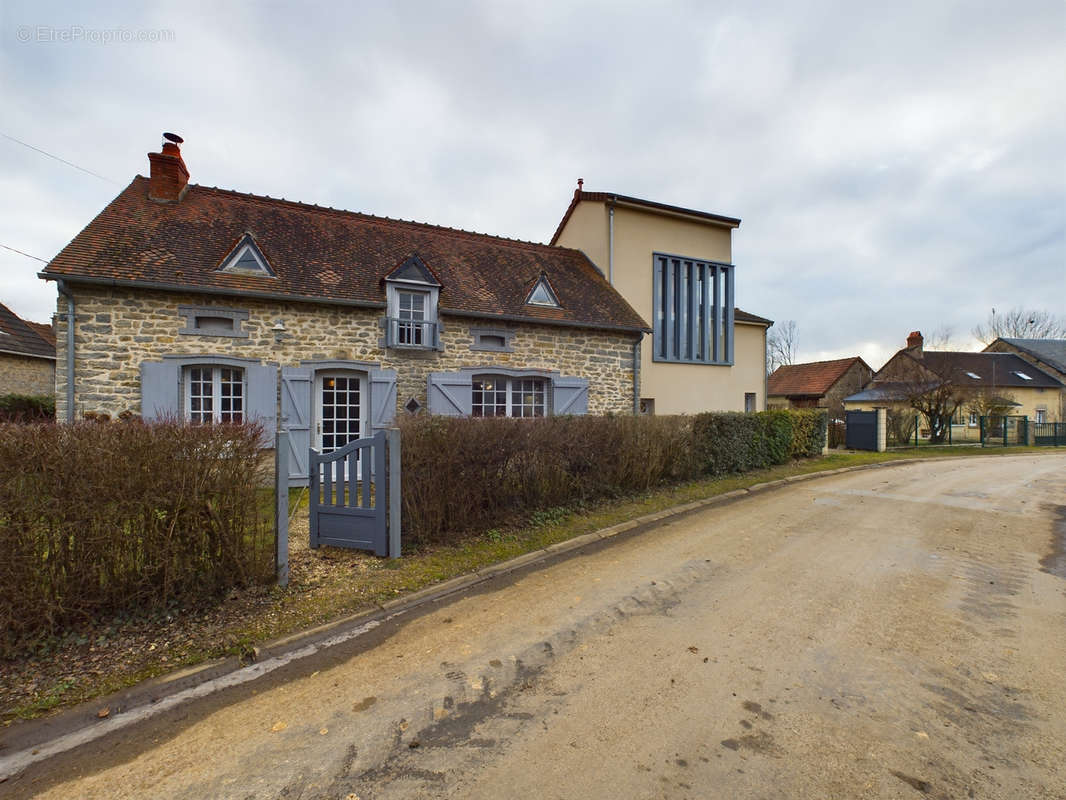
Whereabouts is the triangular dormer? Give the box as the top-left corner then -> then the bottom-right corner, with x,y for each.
217,233 -> 275,277
526,273 -> 561,308
386,253 -> 441,287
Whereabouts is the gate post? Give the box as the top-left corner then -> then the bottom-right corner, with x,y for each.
275,431 -> 290,587
387,428 -> 402,558
876,408 -> 887,452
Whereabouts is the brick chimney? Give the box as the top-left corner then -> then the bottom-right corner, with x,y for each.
906,330 -> 924,357
148,132 -> 189,203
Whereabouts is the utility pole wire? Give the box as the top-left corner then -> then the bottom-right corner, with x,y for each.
1,131 -> 119,184
0,243 -> 49,263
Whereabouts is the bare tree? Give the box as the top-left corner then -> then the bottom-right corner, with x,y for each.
924,324 -> 956,351
905,376 -> 972,444
766,320 -> 797,375
972,308 -> 1066,344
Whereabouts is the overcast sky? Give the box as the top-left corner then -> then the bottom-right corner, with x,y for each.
1,0 -> 1063,368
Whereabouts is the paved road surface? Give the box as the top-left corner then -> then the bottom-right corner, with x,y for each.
11,455 -> 1066,799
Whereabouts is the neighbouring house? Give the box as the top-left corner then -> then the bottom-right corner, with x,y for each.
843,331 -> 1065,429
550,183 -> 772,415
766,357 -> 873,416
982,338 -> 1066,423
40,135 -> 649,483
0,301 -> 56,396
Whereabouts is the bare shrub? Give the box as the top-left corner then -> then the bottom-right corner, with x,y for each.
0,419 -> 273,655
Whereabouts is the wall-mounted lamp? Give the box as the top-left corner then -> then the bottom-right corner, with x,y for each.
272,320 -> 287,343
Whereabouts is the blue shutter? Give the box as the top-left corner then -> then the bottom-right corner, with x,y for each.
246,363 -> 278,445
428,372 -> 473,416
140,360 -> 180,420
552,375 -> 589,416
370,368 -> 398,431
280,367 -> 312,485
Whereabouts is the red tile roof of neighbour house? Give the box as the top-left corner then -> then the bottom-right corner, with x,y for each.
25,321 -> 55,347
0,302 -> 56,360
549,187 -> 741,246
43,177 -> 650,334
768,357 -> 870,398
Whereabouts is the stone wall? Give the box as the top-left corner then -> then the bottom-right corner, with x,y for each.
55,286 -> 638,420
0,352 -> 55,396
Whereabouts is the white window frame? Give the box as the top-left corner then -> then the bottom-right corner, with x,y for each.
472,375 -> 548,418
395,289 -> 428,346
386,281 -> 439,349
1035,408 -> 1047,424
183,365 -> 245,424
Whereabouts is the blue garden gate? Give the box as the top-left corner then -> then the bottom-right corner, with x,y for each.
310,430 -> 401,557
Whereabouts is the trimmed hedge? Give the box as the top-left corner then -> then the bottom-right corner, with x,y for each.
0,393 -> 55,422
0,420 -> 273,655
400,409 -> 828,547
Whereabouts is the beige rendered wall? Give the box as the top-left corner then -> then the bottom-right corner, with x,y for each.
555,201 -> 765,414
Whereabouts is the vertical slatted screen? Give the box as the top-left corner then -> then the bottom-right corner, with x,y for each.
653,254 -> 734,364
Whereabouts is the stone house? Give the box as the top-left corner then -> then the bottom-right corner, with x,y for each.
767,357 -> 873,417
982,338 -> 1066,422
40,136 -> 649,482
844,331 -> 1065,426
0,301 -> 55,396
550,183 -> 772,415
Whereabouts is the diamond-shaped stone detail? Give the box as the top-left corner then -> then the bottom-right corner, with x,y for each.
405,397 -> 421,413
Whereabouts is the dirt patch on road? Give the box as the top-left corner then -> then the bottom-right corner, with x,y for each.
1038,505 -> 1066,579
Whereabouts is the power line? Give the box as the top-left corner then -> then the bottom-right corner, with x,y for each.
0,243 -> 48,263
1,131 -> 119,184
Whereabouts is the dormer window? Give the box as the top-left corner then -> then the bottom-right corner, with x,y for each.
1013,371 -> 1032,381
218,233 -> 275,277
526,274 -> 560,308
384,254 -> 441,350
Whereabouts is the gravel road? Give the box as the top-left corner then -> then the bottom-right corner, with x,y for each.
12,454 -> 1066,799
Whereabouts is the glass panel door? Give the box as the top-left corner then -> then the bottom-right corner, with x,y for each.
316,371 -> 367,480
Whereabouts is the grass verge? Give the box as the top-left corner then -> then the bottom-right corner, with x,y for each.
0,444 -> 1051,724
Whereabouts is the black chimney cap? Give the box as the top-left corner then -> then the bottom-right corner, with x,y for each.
162,132 -> 184,144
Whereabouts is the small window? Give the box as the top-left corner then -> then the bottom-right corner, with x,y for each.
639,398 -> 655,415
178,306 -> 249,338
1013,371 -> 1033,381
396,290 -> 427,346
218,233 -> 275,276
744,392 -> 757,413
472,376 -> 546,418
470,328 -> 515,352
185,366 -> 244,423
526,275 -> 560,308
969,412 -> 978,426
1035,408 -> 1047,423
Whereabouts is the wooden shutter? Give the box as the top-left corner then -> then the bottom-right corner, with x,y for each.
370,368 -> 399,432
140,360 -> 180,420
280,367 -> 312,485
552,375 -> 589,416
427,372 -> 473,416
246,363 -> 278,445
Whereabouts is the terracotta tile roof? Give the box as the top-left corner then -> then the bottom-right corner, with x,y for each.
43,177 -> 649,334
25,321 -> 55,347
0,302 -> 56,360
549,189 -> 741,246
768,357 -> 870,397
